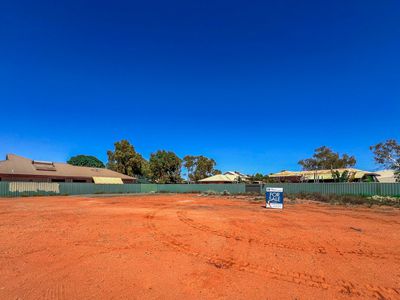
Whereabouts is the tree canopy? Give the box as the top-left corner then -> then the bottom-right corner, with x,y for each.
183,155 -> 221,182
298,146 -> 356,170
248,173 -> 276,183
370,139 -> 400,181
149,150 -> 182,183
107,140 -> 148,177
249,173 -> 266,182
331,170 -> 356,182
67,155 -> 105,168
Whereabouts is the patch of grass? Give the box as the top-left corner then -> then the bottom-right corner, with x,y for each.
286,192 -> 400,207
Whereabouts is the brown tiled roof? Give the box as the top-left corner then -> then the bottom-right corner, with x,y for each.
0,154 -> 135,180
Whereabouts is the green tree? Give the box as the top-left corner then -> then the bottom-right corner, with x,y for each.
183,155 -> 220,182
67,155 -> 105,168
249,173 -> 265,182
249,173 -> 276,183
331,170 -> 356,182
298,146 -> 356,170
107,140 -> 148,177
149,150 -> 182,183
370,139 -> 400,182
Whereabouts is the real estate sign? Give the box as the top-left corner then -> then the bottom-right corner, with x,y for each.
266,187 -> 284,209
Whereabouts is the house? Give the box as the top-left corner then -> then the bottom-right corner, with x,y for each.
0,154 -> 135,184
198,171 -> 249,184
269,168 -> 380,183
375,170 -> 398,183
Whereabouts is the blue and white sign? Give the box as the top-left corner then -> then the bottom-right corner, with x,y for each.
266,187 -> 284,209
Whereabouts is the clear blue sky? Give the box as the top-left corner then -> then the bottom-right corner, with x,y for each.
1,0 -> 399,174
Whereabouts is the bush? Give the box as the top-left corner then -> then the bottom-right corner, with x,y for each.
287,192 -> 400,207
201,190 -> 219,196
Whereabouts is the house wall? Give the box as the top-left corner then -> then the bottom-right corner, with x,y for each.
122,179 -> 135,184
0,174 -> 50,182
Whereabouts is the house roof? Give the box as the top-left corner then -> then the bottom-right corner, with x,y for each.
269,168 -> 379,181
375,170 -> 397,183
198,171 -> 249,183
198,174 -> 239,182
0,154 -> 134,180
224,171 -> 249,178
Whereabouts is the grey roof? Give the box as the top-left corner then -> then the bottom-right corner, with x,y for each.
0,154 -> 135,180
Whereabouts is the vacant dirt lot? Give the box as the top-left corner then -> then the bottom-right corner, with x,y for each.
0,194 -> 399,299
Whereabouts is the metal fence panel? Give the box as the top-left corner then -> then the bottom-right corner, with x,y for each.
5,182 -> 60,197
140,184 -> 157,193
261,183 -> 400,196
0,182 -> 399,198
0,183 -> 247,197
245,184 -> 262,194
155,184 -> 246,194
380,183 -> 400,196
0,182 -> 10,197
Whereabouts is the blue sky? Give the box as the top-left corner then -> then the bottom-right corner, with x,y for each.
1,0 -> 399,174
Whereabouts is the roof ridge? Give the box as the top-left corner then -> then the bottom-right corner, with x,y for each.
6,154 -> 31,161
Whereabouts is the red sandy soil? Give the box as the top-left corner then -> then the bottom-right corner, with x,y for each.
0,194 -> 399,299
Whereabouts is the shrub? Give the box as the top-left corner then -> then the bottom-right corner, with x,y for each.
287,192 -> 400,207
201,190 -> 219,196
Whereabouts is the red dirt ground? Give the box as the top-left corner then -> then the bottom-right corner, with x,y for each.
0,194 -> 399,299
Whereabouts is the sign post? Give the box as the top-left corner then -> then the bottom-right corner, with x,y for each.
266,187 -> 284,209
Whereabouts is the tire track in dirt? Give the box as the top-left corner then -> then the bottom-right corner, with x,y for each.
177,210 -> 400,263
334,247 -> 400,263
176,210 -> 327,255
17,279 -> 81,300
299,207 -> 400,226
41,283 -> 74,300
145,208 -> 400,299
11,248 -> 110,300
0,247 -> 49,260
68,239 -> 140,253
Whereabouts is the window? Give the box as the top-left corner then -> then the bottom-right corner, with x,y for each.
72,179 -> 87,183
51,179 -> 65,182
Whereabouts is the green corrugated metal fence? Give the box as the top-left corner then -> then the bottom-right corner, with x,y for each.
59,183 -> 142,195
2,182 -> 60,197
140,184 -> 158,193
0,182 -> 399,198
261,183 -> 400,196
0,182 -> 246,197
155,184 -> 246,194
